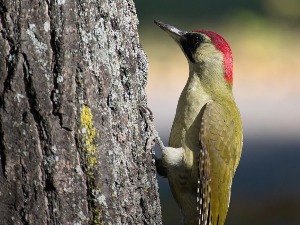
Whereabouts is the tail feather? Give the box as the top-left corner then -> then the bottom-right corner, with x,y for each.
197,148 -> 212,225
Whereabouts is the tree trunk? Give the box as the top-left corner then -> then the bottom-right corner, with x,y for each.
0,0 -> 162,224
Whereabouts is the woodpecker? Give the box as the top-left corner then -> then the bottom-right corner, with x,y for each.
150,20 -> 243,225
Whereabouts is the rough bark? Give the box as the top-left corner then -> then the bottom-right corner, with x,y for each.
0,0 -> 162,224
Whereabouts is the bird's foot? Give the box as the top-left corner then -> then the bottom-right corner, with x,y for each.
139,105 -> 168,176
139,105 -> 165,150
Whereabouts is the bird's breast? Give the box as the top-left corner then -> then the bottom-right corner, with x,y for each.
169,75 -> 211,169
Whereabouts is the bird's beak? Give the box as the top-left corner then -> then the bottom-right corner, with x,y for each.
154,20 -> 187,42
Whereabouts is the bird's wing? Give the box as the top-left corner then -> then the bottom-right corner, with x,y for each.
198,101 -> 242,225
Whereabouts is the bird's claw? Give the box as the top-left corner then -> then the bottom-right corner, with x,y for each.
139,105 -> 154,122
139,104 -> 165,151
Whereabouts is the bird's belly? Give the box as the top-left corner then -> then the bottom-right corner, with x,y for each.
169,176 -> 199,225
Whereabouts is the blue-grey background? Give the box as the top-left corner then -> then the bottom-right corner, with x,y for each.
135,1 -> 300,225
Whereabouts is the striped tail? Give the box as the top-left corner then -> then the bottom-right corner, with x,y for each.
197,148 -> 212,225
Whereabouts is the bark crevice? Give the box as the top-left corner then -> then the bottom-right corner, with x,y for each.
0,117 -> 6,178
0,0 -> 162,224
20,163 -> 30,225
22,52 -> 58,224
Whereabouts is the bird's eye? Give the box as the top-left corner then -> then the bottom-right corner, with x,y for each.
185,34 -> 204,51
180,33 -> 204,63
186,33 -> 204,49
192,35 -> 202,45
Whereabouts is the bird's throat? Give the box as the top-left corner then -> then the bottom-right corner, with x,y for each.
169,73 -> 211,148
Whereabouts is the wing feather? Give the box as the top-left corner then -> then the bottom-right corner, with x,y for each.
197,101 -> 242,225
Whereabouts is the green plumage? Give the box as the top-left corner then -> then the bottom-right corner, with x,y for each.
199,101 -> 242,225
167,71 -> 242,225
153,20 -> 243,225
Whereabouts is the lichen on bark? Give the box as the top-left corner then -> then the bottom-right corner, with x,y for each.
0,0 -> 162,224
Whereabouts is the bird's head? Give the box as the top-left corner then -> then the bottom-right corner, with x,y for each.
154,20 -> 233,88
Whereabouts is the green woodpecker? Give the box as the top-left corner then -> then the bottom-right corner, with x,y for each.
152,20 -> 243,225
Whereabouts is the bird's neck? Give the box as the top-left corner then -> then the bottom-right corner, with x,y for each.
169,72 -> 210,148
169,68 -> 234,148
188,62 -> 233,100
179,72 -> 210,108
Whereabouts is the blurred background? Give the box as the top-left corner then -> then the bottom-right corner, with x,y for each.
135,0 -> 300,225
